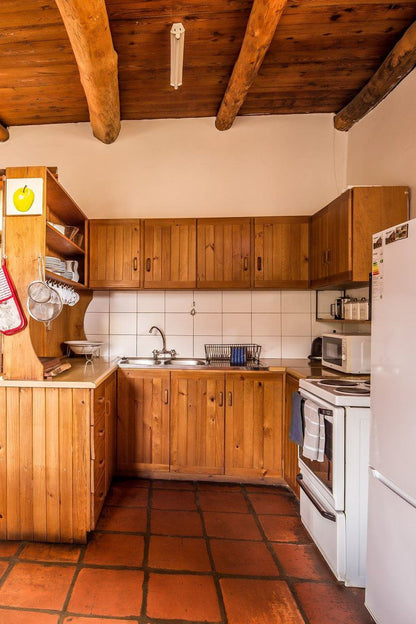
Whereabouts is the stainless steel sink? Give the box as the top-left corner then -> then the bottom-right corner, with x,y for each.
166,358 -> 206,366
119,357 -> 163,367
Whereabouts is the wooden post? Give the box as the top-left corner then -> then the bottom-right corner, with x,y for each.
0,123 -> 9,142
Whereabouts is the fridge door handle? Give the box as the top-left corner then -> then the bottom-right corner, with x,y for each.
370,468 -> 416,510
296,474 -> 336,522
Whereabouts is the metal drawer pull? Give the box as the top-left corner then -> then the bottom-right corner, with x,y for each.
133,257 -> 138,271
257,256 -> 262,271
243,256 -> 248,271
228,391 -> 233,407
146,258 -> 151,272
296,474 -> 336,522
219,392 -> 223,407
164,389 -> 169,404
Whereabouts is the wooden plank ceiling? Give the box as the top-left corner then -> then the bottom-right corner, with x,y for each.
0,0 -> 416,129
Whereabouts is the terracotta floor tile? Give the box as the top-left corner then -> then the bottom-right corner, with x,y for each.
295,582 -> 374,624
19,543 -> 81,563
204,511 -> 262,540
112,477 -> 150,489
245,484 -> 290,493
0,562 -> 8,579
63,617 -> 133,624
68,568 -> 143,617
151,509 -> 203,536
198,491 -> 249,513
151,490 -> 197,510
96,506 -> 147,532
249,492 -> 299,516
0,610 -> 59,624
221,577 -> 304,624
259,514 -> 312,543
83,533 -> 144,567
0,562 -> 75,610
152,479 -> 195,490
198,482 -> 242,491
210,539 -> 279,576
146,573 -> 220,621
272,543 -> 333,580
105,484 -> 149,507
148,536 -> 211,572
0,542 -> 21,558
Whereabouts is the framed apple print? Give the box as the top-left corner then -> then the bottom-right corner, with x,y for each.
6,178 -> 44,216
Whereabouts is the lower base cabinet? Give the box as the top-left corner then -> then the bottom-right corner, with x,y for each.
283,374 -> 301,497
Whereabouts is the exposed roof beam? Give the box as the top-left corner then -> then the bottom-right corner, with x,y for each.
0,123 -> 9,142
55,0 -> 120,144
215,0 -> 288,131
334,20 -> 416,132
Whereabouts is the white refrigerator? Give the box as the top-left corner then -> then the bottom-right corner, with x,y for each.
366,218 -> 416,624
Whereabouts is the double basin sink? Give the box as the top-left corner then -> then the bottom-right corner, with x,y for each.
118,357 -> 268,370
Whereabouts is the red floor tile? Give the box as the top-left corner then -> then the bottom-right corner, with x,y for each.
294,582 -> 374,624
83,533 -> 144,567
0,562 -> 75,610
148,536 -> 211,571
151,490 -> 197,510
0,542 -> 21,557
259,514 -> 312,543
221,577 -> 304,624
204,511 -> 262,540
0,610 -> 59,624
146,573 -> 220,621
198,482 -> 242,491
249,491 -> 299,515
0,562 -> 8,579
96,506 -> 147,532
112,478 -> 149,488
105,484 -> 149,507
150,509 -> 203,536
19,543 -> 81,563
210,539 -> 279,576
152,479 -> 195,490
63,618 -> 133,624
68,568 -> 143,617
198,490 -> 249,513
272,543 -> 333,580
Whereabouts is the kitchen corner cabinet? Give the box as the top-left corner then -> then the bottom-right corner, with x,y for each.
143,219 -> 196,289
254,217 -> 309,289
197,217 -> 251,289
117,370 -> 170,474
89,219 -> 141,288
283,374 -> 301,497
310,186 -> 409,288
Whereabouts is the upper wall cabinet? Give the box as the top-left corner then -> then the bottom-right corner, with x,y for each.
254,217 -> 309,289
310,186 -> 409,288
197,217 -> 251,289
89,219 -> 141,289
143,219 -> 196,289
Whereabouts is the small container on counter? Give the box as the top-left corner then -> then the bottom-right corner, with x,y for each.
351,298 -> 360,320
344,300 -> 353,319
359,297 -> 369,320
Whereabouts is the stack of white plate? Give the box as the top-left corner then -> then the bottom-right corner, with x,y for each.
45,256 -> 73,280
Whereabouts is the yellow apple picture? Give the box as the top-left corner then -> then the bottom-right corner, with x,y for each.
13,185 -> 35,212
6,177 -> 43,216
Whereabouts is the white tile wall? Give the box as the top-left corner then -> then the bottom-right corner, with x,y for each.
84,289 -> 342,359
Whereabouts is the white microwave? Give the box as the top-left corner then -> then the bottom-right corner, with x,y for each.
321,333 -> 371,374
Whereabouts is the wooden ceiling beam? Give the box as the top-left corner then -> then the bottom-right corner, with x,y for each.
0,122 -> 9,142
334,20 -> 416,132
54,0 -> 120,144
215,0 -> 288,131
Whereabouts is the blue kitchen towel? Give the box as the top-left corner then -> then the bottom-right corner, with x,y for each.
289,391 -> 304,446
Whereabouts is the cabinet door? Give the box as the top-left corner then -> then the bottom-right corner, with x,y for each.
326,190 -> 352,283
283,374 -> 300,497
117,370 -> 170,474
254,217 -> 309,288
310,208 -> 328,284
89,220 -> 141,288
105,372 -> 117,490
225,372 -> 283,478
170,372 -> 225,475
143,219 -> 196,289
197,218 -> 251,288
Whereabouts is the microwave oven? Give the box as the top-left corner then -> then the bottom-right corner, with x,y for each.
321,333 -> 371,374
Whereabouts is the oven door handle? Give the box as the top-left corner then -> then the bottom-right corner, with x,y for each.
296,474 -> 336,522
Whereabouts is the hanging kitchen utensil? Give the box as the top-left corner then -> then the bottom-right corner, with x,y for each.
27,255 -> 63,329
27,256 -> 55,303
0,258 -> 28,335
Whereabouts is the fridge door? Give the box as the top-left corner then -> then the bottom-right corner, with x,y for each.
371,218 -> 416,500
366,469 -> 416,624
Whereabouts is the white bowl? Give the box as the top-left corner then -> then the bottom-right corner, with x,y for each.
64,340 -> 102,355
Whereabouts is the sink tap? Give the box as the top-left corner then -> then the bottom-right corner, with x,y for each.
149,326 -> 176,360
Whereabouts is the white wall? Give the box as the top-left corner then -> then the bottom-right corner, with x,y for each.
347,69 -> 416,216
0,115 -> 347,219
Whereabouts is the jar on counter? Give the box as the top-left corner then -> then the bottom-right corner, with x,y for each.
344,300 -> 353,320
351,298 -> 360,320
359,297 -> 369,320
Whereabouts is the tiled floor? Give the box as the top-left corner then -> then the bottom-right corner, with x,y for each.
0,479 -> 375,624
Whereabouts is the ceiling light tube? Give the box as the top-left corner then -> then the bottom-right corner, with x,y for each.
170,22 -> 185,89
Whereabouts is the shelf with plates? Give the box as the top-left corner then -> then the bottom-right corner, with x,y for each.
46,223 -> 85,257
45,270 -> 89,290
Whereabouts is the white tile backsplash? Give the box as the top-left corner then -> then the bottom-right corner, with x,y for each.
252,291 -> 281,313
166,291 -> 194,313
253,335 -> 281,358
109,312 -> 137,335
252,313 -> 281,336
110,334 -> 137,358
110,291 -> 137,313
282,336 -> 311,358
137,291 -> 165,312
137,334 -> 164,357
223,313 -> 251,336
138,312 -> 164,335
84,312 -> 109,335
222,291 -> 251,313
194,313 -> 222,336
282,313 -> 311,337
165,313 -> 194,336
87,291 -> 109,313
194,335 -> 222,358
193,291 -> 222,313
281,291 -> 311,314
169,335 -> 194,357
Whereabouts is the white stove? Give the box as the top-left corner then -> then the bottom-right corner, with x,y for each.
299,377 -> 370,407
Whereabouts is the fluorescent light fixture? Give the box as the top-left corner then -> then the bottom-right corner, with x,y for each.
170,22 -> 185,89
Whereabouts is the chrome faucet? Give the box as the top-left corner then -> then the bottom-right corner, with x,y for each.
149,326 -> 176,360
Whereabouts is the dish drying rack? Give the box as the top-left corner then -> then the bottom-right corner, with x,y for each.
204,343 -> 261,365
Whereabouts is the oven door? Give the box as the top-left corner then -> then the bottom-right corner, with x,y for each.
298,389 -> 345,511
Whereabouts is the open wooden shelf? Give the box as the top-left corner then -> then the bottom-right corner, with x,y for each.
46,169 -> 87,226
316,318 -> 371,324
46,223 -> 85,256
45,270 -> 89,290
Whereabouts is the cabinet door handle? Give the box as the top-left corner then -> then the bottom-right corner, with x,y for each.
105,399 -> 110,415
243,256 -> 248,271
133,257 -> 138,271
228,391 -> 233,407
327,249 -> 331,263
164,389 -> 169,404
257,256 -> 262,271
146,258 -> 151,272
219,392 -> 223,407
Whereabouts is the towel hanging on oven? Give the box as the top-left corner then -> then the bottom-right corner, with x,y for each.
302,400 -> 325,462
0,259 -> 27,335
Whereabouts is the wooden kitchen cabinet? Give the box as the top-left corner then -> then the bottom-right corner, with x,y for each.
225,372 -> 283,478
254,217 -> 309,288
197,217 -> 251,288
117,369 -> 170,474
310,186 -> 409,288
170,371 -> 225,475
89,219 -> 141,288
143,219 -> 196,289
283,374 -> 301,497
